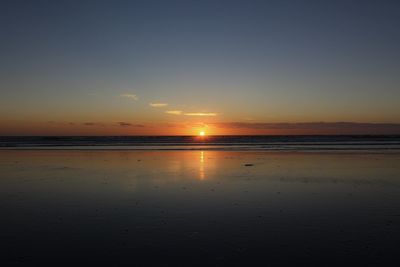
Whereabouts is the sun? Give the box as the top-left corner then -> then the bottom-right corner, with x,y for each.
199,131 -> 205,136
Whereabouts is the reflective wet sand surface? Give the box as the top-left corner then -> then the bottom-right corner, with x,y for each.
1,150 -> 400,266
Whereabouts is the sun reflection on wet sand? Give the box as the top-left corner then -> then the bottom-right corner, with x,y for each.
1,150 -> 400,265
199,150 -> 205,180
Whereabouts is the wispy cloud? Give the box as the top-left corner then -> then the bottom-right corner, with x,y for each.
213,122 -> 400,129
83,122 -> 104,126
185,122 -> 208,128
165,110 -> 218,116
165,110 -> 183,115
120,94 -> 138,101
150,102 -> 168,108
212,122 -> 400,134
184,112 -> 218,116
117,122 -> 145,127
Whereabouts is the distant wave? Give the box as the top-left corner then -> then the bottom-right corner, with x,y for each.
1,135 -> 400,151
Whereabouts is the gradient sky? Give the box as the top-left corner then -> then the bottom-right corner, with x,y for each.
1,0 -> 400,135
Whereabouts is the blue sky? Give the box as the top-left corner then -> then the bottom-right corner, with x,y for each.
1,0 -> 400,134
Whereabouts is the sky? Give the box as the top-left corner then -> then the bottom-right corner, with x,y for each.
1,0 -> 400,135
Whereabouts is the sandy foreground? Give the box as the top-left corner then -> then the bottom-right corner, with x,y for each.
1,150 -> 400,266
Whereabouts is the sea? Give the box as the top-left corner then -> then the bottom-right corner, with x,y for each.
1,135 -> 400,151
2,135 -> 400,265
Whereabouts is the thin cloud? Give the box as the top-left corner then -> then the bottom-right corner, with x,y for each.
186,122 -> 208,128
184,112 -> 218,116
212,122 -> 400,134
150,102 -> 168,108
166,110 -> 183,115
120,94 -> 138,101
83,122 -> 104,126
47,121 -> 76,126
117,122 -> 145,127
213,122 -> 400,129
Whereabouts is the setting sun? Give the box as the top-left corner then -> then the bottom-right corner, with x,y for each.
199,131 -> 205,136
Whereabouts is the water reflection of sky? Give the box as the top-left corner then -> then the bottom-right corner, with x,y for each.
199,151 -> 205,180
1,150 -> 400,265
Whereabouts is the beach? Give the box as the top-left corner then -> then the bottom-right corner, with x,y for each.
1,149 -> 400,266
3,0 -> 400,265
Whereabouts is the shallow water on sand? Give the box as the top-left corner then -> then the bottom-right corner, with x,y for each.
1,150 -> 400,266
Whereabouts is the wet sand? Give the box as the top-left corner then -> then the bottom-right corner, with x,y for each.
1,150 -> 400,266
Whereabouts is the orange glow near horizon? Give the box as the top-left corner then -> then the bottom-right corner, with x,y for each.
1,120 -> 400,136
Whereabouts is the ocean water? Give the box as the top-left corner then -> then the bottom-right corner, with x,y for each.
1,135 -> 400,151
2,136 -> 400,265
